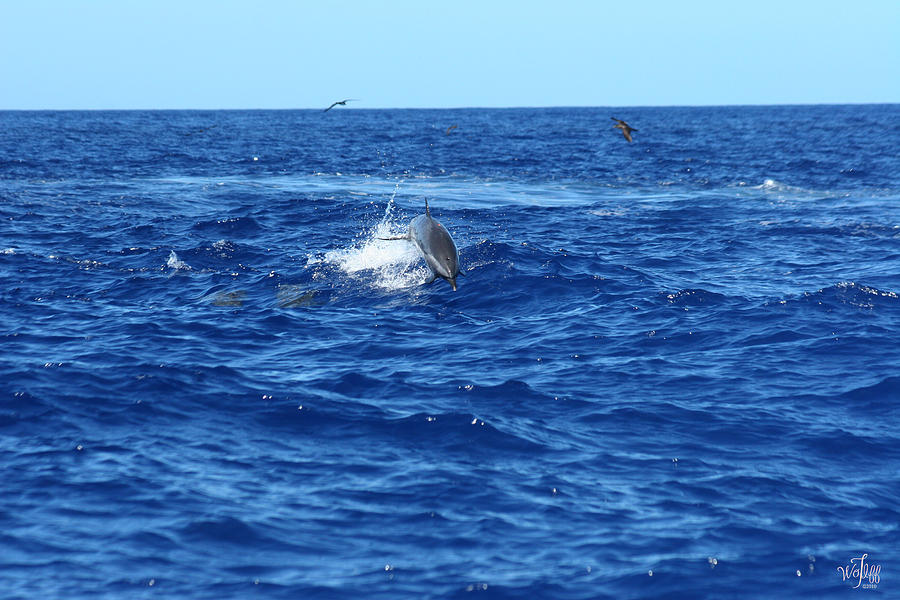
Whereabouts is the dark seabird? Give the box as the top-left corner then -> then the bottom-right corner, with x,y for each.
445,124 -> 459,135
611,117 -> 637,142
323,99 -> 358,112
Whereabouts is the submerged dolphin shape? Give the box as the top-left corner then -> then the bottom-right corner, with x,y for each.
380,200 -> 463,291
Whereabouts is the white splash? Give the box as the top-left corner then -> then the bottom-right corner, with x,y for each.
166,250 -> 191,270
308,183 -> 430,292
750,178 -> 805,194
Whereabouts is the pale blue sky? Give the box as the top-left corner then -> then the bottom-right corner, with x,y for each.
1,0 -> 897,109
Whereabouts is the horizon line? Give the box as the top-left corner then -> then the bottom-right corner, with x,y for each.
1,101 -> 899,112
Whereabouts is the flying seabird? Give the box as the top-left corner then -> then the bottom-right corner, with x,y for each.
445,124 -> 459,135
611,117 -> 637,142
324,99 -> 358,112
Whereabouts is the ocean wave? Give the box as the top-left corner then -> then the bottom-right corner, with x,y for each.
758,219 -> 900,240
838,375 -> 900,404
731,327 -> 812,349
777,376 -> 900,414
179,516 -> 276,547
785,281 -> 900,310
255,396 -> 545,454
733,177 -> 855,200
192,215 -> 262,235
658,288 -> 731,307
387,412 -> 546,452
798,426 -> 894,461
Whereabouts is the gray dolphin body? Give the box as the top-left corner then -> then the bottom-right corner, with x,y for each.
381,200 -> 463,291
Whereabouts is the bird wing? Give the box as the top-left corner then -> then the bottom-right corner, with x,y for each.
325,99 -> 357,111
623,130 -> 633,142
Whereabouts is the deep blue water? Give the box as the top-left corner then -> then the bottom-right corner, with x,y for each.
1,105 -> 899,599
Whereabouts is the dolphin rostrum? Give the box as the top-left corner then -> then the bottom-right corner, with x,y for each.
380,200 -> 463,291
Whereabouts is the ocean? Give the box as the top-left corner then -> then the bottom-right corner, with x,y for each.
1,105 -> 898,599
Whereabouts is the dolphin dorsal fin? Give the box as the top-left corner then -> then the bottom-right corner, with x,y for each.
425,198 -> 430,217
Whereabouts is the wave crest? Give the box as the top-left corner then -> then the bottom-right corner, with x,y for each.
800,281 -> 899,309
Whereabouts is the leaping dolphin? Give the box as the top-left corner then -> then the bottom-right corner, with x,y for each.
380,200 -> 463,291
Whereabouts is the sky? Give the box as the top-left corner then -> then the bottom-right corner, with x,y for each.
1,0 -> 898,110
